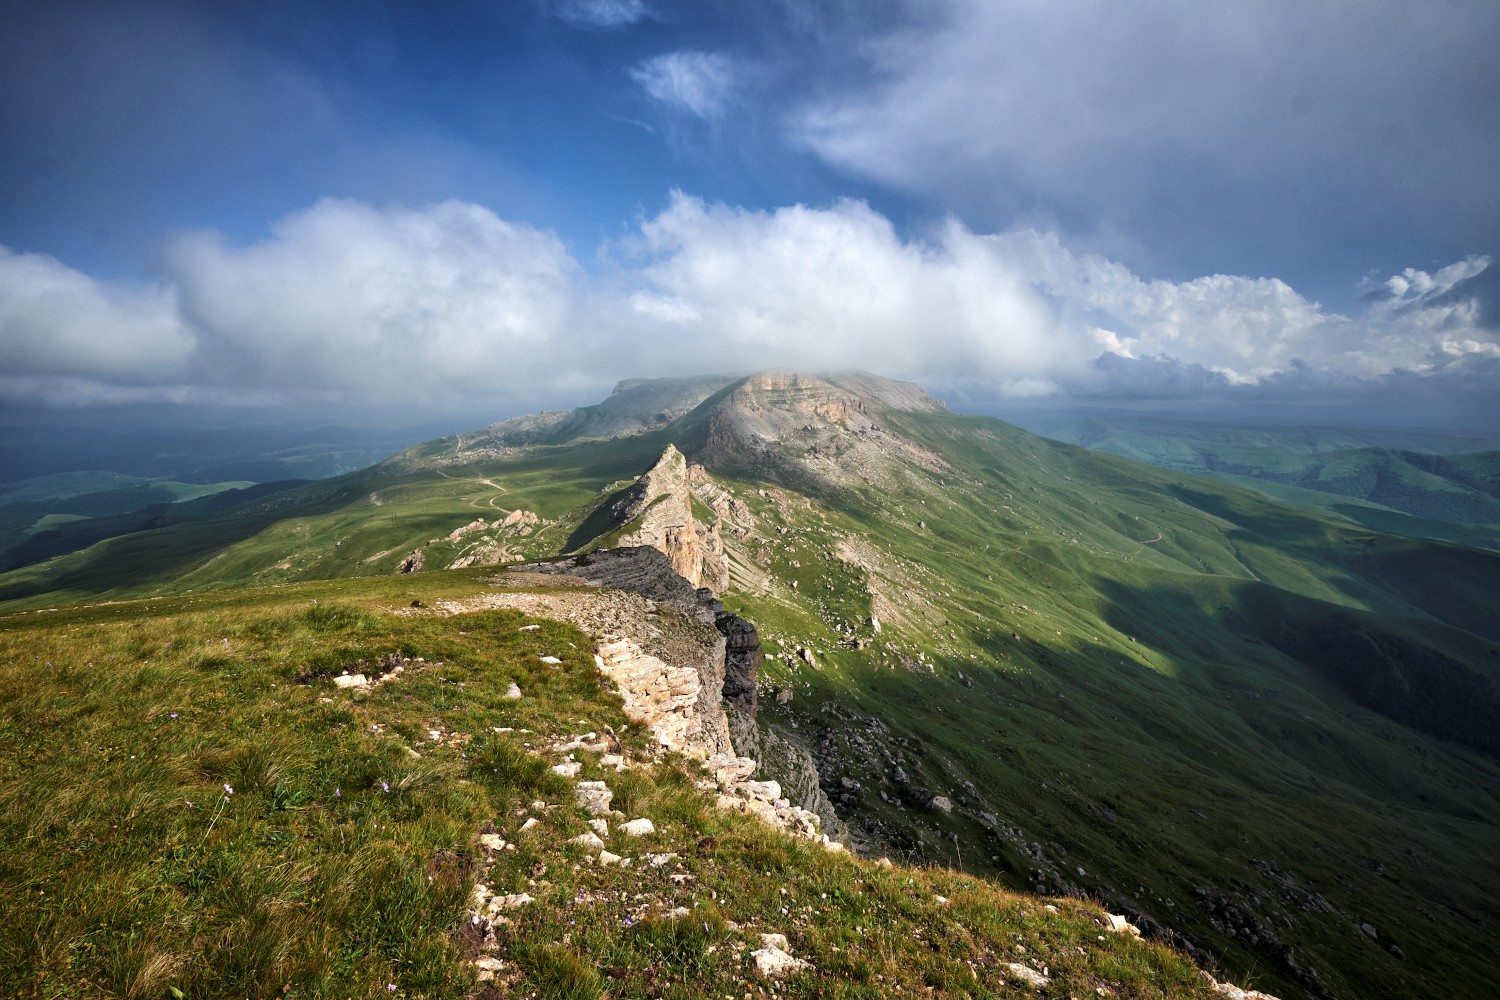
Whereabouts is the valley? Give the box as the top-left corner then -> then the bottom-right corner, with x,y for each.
3,371 -> 1497,999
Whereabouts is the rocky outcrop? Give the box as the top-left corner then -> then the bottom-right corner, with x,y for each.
728,708 -> 849,844
594,633 -> 732,757
604,445 -> 729,592
718,611 -> 761,713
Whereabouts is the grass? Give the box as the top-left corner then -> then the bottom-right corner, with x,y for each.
0,575 -> 1225,999
3,388 -> 1499,998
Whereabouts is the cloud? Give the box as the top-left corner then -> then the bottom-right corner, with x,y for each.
0,246 -> 192,381
791,0 -> 1500,277
166,198 -> 579,399
554,0 -> 651,28
631,51 -> 739,120
0,194 -> 1494,427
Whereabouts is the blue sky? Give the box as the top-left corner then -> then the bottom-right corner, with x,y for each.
1,0 -> 1497,429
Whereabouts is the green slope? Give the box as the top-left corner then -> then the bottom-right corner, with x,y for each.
0,573 -> 1228,999
2,378 -> 1497,998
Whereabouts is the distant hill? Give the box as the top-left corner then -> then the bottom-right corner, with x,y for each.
1012,413 -> 1500,544
2,371 -> 1498,999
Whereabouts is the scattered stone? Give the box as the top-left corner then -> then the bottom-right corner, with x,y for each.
1104,913 -> 1142,938
519,817 -> 540,833
775,687 -> 794,705
1360,922 -> 1378,940
487,893 -> 533,912
539,655 -> 562,665
753,934 -> 810,977
646,853 -> 679,867
472,956 -> 505,981
518,624 -> 541,631
1006,963 -> 1050,988
619,817 -> 656,837
569,831 -> 606,851
333,673 -> 368,689
576,781 -> 614,815
598,850 -> 623,865
588,818 -> 609,836
552,761 -> 582,777
930,795 -> 953,814
502,681 -> 522,700
479,834 -> 506,851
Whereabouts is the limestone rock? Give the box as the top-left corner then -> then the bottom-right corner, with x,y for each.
1007,963 -> 1050,988
752,933 -> 810,977
576,781 -> 613,815
619,817 -> 656,837
609,445 -> 729,592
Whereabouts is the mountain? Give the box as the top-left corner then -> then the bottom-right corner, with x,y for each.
1013,413 -> 1500,549
2,371 -> 1498,999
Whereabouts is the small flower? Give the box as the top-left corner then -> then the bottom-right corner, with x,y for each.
335,788 -> 341,798
223,783 -> 234,796
170,712 -> 178,719
380,781 -> 389,793
387,985 -> 396,992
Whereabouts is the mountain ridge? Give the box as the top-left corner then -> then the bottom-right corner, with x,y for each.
2,370 -> 1498,998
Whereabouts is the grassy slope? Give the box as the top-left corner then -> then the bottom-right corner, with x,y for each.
709,411 -> 1500,1000
3,404 -> 1499,997
1020,415 -> 1500,531
0,573 -> 1220,1000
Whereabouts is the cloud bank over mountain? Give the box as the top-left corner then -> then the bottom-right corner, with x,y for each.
2,194 -> 1493,426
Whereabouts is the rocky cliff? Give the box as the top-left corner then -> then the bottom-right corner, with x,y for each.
601,444 -> 730,592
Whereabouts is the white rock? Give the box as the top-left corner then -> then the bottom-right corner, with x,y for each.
552,761 -> 582,777
646,852 -> 679,867
1105,913 -> 1142,938
752,934 -> 809,977
598,850 -> 623,865
502,681 -> 522,700
519,817 -> 540,833
576,781 -> 613,815
539,655 -> 562,665
1006,963 -> 1050,988
569,831 -> 606,851
588,818 -> 610,836
333,674 -> 368,689
472,955 -> 505,981
479,834 -> 506,851
518,624 -> 540,631
619,817 -> 655,837
486,893 -> 533,914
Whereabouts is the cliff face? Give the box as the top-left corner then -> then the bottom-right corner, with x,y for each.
607,444 -> 729,592
692,371 -> 951,488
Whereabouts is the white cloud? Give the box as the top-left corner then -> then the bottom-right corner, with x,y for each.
555,0 -> 651,28
631,51 -> 738,120
0,195 -> 1494,416
0,246 -> 193,380
166,198 -> 579,398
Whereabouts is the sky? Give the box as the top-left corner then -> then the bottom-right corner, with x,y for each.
1,0 -> 1497,434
